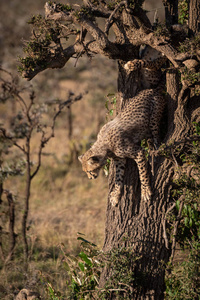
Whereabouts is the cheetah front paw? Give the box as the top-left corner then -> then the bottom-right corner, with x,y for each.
110,191 -> 120,206
124,60 -> 139,72
141,186 -> 152,202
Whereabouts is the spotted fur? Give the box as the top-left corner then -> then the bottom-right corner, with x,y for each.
79,86 -> 165,206
79,47 -> 166,206
124,47 -> 167,89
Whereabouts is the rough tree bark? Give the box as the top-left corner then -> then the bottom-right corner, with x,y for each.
20,1 -> 200,298
189,0 -> 200,35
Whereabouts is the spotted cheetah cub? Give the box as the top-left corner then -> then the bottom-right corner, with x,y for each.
79,85 -> 165,206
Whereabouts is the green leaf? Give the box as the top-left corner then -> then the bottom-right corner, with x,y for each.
109,109 -> 113,116
176,200 -> 180,211
77,236 -> 96,247
78,262 -> 85,272
188,205 -> 192,215
184,217 -> 189,227
78,251 -> 93,267
113,97 -> 117,104
105,100 -> 109,110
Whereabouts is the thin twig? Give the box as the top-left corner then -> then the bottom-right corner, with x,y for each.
118,282 -> 133,292
169,194 -> 185,264
163,202 -> 176,249
30,131 -> 45,180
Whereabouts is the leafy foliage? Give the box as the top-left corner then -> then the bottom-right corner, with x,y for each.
18,12 -> 74,75
105,93 -> 116,119
100,246 -> 142,299
165,243 -> 200,299
60,234 -> 101,299
182,68 -> 200,86
178,0 -> 189,25
44,236 -> 143,300
179,33 -> 200,55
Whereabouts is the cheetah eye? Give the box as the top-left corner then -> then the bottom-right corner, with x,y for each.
88,156 -> 100,165
91,156 -> 100,162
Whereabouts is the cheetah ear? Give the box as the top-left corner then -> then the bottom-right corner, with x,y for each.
78,155 -> 83,163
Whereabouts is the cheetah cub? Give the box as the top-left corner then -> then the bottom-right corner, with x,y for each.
79,85 -> 165,206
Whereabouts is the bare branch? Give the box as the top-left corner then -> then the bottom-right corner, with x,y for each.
30,92 -> 83,179
80,18 -> 120,57
163,202 -> 176,249
82,0 -> 110,18
0,128 -> 26,153
30,130 -> 44,180
128,27 -> 179,68
105,1 -> 127,35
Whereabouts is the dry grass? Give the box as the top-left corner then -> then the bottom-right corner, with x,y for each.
29,163 -> 108,251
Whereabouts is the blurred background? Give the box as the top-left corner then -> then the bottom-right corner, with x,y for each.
0,0 -> 164,298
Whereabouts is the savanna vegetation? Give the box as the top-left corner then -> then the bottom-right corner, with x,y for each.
0,0 -> 199,299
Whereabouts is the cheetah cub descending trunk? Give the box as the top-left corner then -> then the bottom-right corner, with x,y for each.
78,82 -> 165,206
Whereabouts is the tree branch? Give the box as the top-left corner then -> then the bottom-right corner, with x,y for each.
22,44 -> 82,80
105,1 -> 128,35
128,27 -> 179,68
82,0 -> 110,18
80,18 -> 120,57
21,1 -> 199,85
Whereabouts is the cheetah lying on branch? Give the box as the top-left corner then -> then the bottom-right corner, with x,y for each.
79,82 -> 165,206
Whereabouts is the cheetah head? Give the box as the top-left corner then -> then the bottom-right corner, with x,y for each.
78,154 -> 106,179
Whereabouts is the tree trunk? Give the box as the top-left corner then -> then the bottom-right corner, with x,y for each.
99,2 -> 200,298
189,0 -> 200,35
99,58 -> 175,299
4,191 -> 16,264
22,141 -> 31,264
163,0 -> 179,28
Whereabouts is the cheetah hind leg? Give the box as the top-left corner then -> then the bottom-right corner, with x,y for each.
133,149 -> 152,202
110,158 -> 126,206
